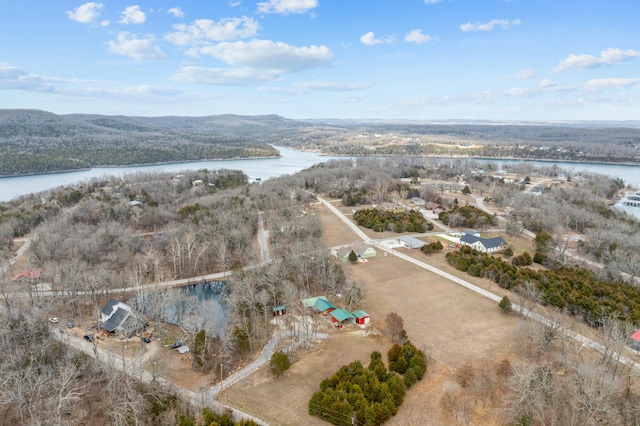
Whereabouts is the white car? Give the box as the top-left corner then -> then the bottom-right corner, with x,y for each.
49,317 -> 59,324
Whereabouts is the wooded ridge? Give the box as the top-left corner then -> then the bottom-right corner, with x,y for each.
0,109 -> 293,176
3,108 -> 640,176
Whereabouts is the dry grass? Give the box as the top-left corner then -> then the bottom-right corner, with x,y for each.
220,201 -> 525,425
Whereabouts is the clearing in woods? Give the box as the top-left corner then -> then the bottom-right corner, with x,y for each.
219,200 -> 524,425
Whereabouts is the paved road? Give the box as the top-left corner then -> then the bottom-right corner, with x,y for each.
315,193 -> 640,373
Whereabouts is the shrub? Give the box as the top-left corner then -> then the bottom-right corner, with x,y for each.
499,296 -> 512,314
270,350 -> 291,377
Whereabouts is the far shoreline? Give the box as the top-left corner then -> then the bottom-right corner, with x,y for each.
0,154 -> 282,179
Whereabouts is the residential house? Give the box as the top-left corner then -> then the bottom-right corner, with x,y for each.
334,241 -> 377,262
101,299 -> 144,336
301,296 -> 336,313
399,236 -> 425,249
410,197 -> 426,207
459,234 -> 508,254
12,269 -> 41,283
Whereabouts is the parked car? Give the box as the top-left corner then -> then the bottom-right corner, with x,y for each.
84,334 -> 94,342
169,340 -> 183,349
49,317 -> 59,324
142,337 -> 151,343
67,321 -> 74,329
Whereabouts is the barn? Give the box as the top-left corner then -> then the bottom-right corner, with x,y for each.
329,309 -> 355,328
352,310 -> 371,326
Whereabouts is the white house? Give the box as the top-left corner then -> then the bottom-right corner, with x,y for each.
459,234 -> 508,253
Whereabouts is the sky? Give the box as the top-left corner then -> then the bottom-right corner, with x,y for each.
1,0 -> 639,121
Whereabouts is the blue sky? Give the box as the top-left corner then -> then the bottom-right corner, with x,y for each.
1,0 -> 639,120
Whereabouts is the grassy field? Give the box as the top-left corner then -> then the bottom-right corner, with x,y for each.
219,200 -> 526,425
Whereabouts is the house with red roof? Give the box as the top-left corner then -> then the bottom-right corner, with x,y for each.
12,269 -> 41,283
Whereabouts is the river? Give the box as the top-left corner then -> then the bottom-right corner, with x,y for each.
0,146 -> 341,202
1,148 -> 639,211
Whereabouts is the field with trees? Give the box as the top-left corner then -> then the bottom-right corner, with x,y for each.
1,154 -> 640,424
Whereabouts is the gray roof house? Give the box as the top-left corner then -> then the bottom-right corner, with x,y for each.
459,234 -> 508,253
399,236 -> 426,249
101,299 -> 144,336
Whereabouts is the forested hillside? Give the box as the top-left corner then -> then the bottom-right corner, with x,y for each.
0,110 -> 295,176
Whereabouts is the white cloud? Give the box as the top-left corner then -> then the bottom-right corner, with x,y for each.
165,17 -> 259,46
337,94 -> 365,103
584,78 -> 640,91
553,48 -> 640,73
511,69 -> 536,79
191,40 -> 333,73
360,32 -> 383,46
168,7 -> 184,18
459,19 -> 521,32
107,32 -> 165,60
171,66 -> 279,84
258,80 -> 370,95
66,2 -> 104,24
539,78 -> 555,88
256,0 -> 318,15
119,5 -> 146,24
295,81 -> 371,91
0,63 -> 52,90
404,29 -> 431,44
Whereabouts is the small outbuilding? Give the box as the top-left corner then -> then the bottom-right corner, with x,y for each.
352,310 -> 371,326
272,305 -> 287,317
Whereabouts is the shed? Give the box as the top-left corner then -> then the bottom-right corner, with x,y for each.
272,305 -> 287,317
352,310 -> 371,326
329,309 -> 355,328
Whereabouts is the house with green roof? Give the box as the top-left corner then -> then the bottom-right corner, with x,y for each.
300,296 -> 336,313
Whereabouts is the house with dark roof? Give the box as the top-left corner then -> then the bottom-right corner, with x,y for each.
459,234 -> 508,253
101,299 -> 144,336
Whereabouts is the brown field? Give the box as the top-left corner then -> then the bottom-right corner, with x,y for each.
219,200 -> 526,425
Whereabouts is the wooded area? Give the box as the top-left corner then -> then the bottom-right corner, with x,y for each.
1,153 -> 640,424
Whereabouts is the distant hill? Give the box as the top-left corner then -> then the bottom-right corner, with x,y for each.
2,109 -> 640,176
0,110 -> 306,176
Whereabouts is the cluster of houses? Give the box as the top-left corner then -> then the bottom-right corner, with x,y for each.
300,296 -> 371,329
